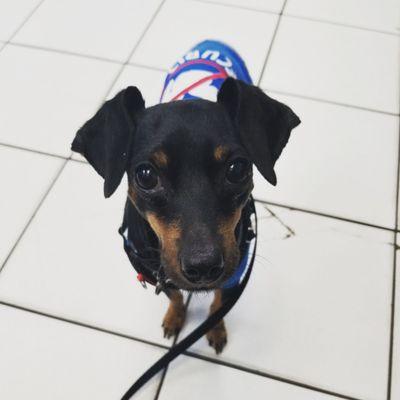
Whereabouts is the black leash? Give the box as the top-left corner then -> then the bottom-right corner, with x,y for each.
120,205 -> 257,400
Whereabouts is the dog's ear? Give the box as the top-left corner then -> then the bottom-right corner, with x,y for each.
217,78 -> 300,185
71,87 -> 145,197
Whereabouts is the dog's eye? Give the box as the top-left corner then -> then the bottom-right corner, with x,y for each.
135,163 -> 159,190
226,158 -> 251,184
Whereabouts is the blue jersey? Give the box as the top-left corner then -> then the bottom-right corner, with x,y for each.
160,40 -> 252,103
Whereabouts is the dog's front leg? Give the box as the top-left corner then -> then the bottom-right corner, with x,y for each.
206,289 -> 228,354
162,289 -> 186,339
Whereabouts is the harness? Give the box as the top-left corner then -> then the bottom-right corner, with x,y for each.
119,40 -> 258,399
119,198 -> 256,293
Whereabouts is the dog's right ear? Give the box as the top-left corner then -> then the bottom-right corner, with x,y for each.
71,87 -> 145,198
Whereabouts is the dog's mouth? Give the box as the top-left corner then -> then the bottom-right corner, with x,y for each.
165,276 -> 225,292
166,274 -> 225,292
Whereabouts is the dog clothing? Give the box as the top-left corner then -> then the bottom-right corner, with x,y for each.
160,40 -> 252,103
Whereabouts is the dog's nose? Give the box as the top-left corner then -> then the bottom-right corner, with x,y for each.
181,251 -> 224,284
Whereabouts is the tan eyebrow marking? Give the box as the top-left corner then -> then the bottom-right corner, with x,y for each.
214,145 -> 228,162
152,150 -> 168,168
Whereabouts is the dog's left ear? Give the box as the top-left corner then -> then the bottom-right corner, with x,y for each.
217,78 -> 300,185
71,87 -> 145,197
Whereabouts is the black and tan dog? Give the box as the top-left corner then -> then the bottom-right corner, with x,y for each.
71,42 -> 300,354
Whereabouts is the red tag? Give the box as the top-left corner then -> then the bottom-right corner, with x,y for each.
137,273 -> 147,288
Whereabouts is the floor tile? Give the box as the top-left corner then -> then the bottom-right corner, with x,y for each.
159,354 -> 340,400
131,0 -> 278,82
0,0 -> 41,40
285,0 -> 400,34
13,0 -> 163,62
0,304 -> 162,400
0,161 -> 177,346
252,93 -> 399,228
109,64 -> 167,107
0,146 -> 63,268
71,64 -> 167,163
179,206 -> 393,400
0,45 -> 119,157
197,0 -> 284,13
261,17 -> 399,114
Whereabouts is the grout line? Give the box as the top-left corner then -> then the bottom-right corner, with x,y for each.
8,41 -> 123,65
263,88 -> 400,117
7,41 -> 169,75
255,198 -> 398,233
256,0 -> 287,86
262,204 -> 295,238
388,231 -> 398,400
69,157 -> 87,164
284,13 -> 400,37
154,293 -> 193,399
0,298 -> 361,400
0,142 -> 69,161
100,0 -> 167,101
193,0 -> 399,37
126,60 -> 168,73
0,141 -> 87,166
183,350 -> 363,400
3,45 -> 397,119
386,84 -> 400,400
0,0 -> 47,57
180,350 -> 364,400
0,159 -> 69,275
193,0 -> 279,15
0,300 -> 171,351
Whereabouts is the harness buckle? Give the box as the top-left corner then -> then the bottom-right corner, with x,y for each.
155,282 -> 163,295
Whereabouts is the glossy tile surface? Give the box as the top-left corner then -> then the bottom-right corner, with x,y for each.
261,17 -> 399,113
1,0 -> 398,398
252,93 -> 399,228
13,0 -> 163,62
0,304 -> 162,400
132,0 -> 278,82
0,45 -> 119,157
178,205 -> 393,400
285,0 -> 400,34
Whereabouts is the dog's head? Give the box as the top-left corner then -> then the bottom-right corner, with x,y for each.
72,78 -> 300,291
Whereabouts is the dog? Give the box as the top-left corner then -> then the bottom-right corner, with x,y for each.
71,40 -> 300,354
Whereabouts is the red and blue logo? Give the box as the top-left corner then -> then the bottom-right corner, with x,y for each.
160,40 -> 252,103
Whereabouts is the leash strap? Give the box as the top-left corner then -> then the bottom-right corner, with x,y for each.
121,202 -> 257,400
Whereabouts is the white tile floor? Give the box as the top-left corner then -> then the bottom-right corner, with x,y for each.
0,1 -> 399,399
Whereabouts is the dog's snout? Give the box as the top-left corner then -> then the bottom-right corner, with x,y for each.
181,250 -> 223,284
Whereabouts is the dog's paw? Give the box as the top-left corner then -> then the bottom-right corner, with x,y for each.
162,306 -> 186,339
206,322 -> 227,354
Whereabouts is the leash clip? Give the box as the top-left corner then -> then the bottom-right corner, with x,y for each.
137,273 -> 147,289
155,271 -> 174,295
